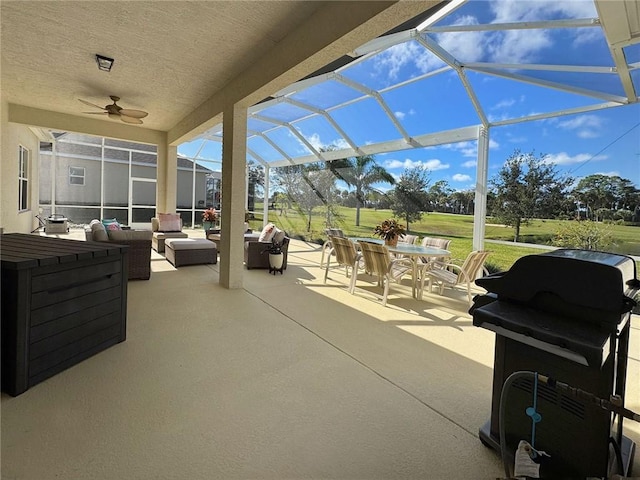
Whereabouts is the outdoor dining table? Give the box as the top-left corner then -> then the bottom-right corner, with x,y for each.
348,237 -> 451,299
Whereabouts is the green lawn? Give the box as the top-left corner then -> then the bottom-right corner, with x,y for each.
248,205 -> 639,272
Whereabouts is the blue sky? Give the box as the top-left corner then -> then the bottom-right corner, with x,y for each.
179,0 -> 640,193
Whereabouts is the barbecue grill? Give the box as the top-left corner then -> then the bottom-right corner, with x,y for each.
470,249 -> 639,478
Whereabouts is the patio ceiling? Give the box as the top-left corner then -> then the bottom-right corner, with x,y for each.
190,0 -> 640,169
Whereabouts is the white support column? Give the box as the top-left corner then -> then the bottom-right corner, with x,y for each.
473,126 -> 489,251
245,164 -> 250,212
157,139 -> 177,214
263,165 -> 270,228
219,103 -> 248,289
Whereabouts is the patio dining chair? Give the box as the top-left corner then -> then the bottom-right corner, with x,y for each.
418,236 -> 451,265
419,250 -> 490,306
320,228 -> 345,268
323,236 -> 363,293
398,234 -> 419,245
356,241 -> 413,306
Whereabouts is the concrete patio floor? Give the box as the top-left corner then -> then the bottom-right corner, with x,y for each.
2,229 -> 639,479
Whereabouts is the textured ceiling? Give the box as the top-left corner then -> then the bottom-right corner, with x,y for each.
0,1 -> 324,131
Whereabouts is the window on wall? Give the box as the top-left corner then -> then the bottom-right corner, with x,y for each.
69,166 -> 85,186
18,145 -> 29,211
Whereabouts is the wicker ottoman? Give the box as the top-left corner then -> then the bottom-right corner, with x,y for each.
165,238 -> 217,267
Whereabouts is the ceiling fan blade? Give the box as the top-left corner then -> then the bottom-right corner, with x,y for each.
119,108 -> 148,119
78,99 -> 107,110
120,115 -> 143,125
83,111 -> 108,115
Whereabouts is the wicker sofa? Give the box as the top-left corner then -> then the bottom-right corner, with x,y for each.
85,220 -> 153,280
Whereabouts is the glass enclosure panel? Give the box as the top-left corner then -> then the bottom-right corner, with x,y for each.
104,161 -> 129,207
132,208 -> 155,223
177,169 -> 194,209
132,181 -> 156,205
104,148 -> 129,162
131,164 -> 157,179
56,207 -> 100,225
39,154 -> 52,204
55,158 -> 101,206
56,142 -> 102,158
103,208 -> 129,225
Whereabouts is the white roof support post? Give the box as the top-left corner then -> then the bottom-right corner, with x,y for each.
473,125 -> 489,252
220,103 -> 249,289
263,164 -> 270,229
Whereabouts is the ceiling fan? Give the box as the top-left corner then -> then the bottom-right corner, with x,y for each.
79,95 -> 148,124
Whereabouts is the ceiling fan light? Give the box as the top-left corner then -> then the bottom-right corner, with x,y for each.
107,112 -> 119,119
95,54 -> 114,72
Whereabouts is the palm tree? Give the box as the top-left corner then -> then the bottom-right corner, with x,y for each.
327,154 -> 395,226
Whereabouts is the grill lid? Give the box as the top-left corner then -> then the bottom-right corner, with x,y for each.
475,249 -> 638,325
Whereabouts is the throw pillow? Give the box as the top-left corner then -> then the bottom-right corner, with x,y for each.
273,227 -> 286,244
158,213 -> 181,232
259,223 -> 276,242
101,218 -> 120,229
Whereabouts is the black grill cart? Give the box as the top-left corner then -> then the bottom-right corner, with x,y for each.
470,249 -> 639,478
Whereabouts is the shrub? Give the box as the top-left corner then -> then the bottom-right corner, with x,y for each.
552,220 -> 613,251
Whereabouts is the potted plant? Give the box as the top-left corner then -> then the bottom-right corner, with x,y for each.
261,238 -> 285,274
373,218 -> 406,247
202,208 -> 218,230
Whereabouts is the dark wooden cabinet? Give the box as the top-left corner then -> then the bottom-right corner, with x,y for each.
1,234 -> 128,396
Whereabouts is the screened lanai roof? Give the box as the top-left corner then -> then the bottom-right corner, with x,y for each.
184,0 -> 640,169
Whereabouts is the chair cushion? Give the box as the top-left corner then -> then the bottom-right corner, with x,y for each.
158,213 -> 181,232
258,223 -> 276,242
165,238 -> 216,250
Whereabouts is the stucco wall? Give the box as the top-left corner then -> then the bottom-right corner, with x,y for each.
1,102 -> 41,233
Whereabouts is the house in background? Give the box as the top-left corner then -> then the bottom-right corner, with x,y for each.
38,132 -> 220,228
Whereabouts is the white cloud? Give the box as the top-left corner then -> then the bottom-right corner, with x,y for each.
557,114 -> 602,130
544,152 -> 608,166
395,111 -> 405,120
385,158 -> 449,171
374,42 -> 444,81
462,160 -> 477,168
492,98 -> 516,110
594,170 -> 620,177
305,133 -> 349,151
436,16 -> 488,63
452,173 -> 472,182
556,114 -> 603,139
307,133 -> 323,150
490,1 -> 596,23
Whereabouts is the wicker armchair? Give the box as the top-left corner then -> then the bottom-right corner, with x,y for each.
244,237 -> 290,270
85,220 -> 153,280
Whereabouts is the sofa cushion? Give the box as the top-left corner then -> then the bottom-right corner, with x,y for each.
258,223 -> 276,242
108,229 -> 152,242
91,221 -> 109,242
158,213 -> 181,232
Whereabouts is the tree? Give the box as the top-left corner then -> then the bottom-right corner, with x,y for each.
428,180 -> 453,212
451,189 -> 475,214
327,154 -> 395,226
247,161 -> 264,214
572,174 -> 640,220
490,150 -> 573,242
553,220 -> 613,250
390,167 -> 431,230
